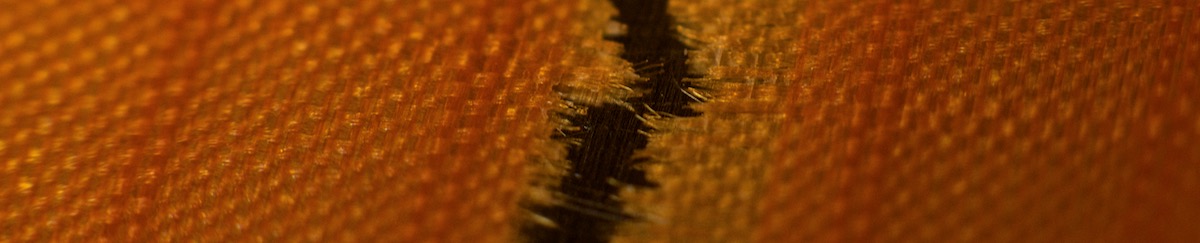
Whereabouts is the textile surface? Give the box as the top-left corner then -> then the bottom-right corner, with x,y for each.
2,0 -> 1198,242
2,0 -> 577,241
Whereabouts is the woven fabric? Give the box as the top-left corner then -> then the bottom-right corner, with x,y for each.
757,1 -> 1200,242
613,0 -> 794,241
1,0 -> 585,241
619,0 -> 1200,242
3,0 -> 1199,242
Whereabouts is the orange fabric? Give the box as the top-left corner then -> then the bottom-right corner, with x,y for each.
1,0 -> 580,241
760,1 -> 1200,242
3,0 -> 1199,242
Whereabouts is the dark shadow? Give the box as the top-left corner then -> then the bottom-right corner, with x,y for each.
522,0 -> 704,242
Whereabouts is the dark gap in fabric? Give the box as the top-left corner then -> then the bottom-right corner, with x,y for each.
522,0 -> 705,242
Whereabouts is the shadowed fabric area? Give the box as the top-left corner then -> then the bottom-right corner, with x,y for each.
2,0 -> 1199,242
